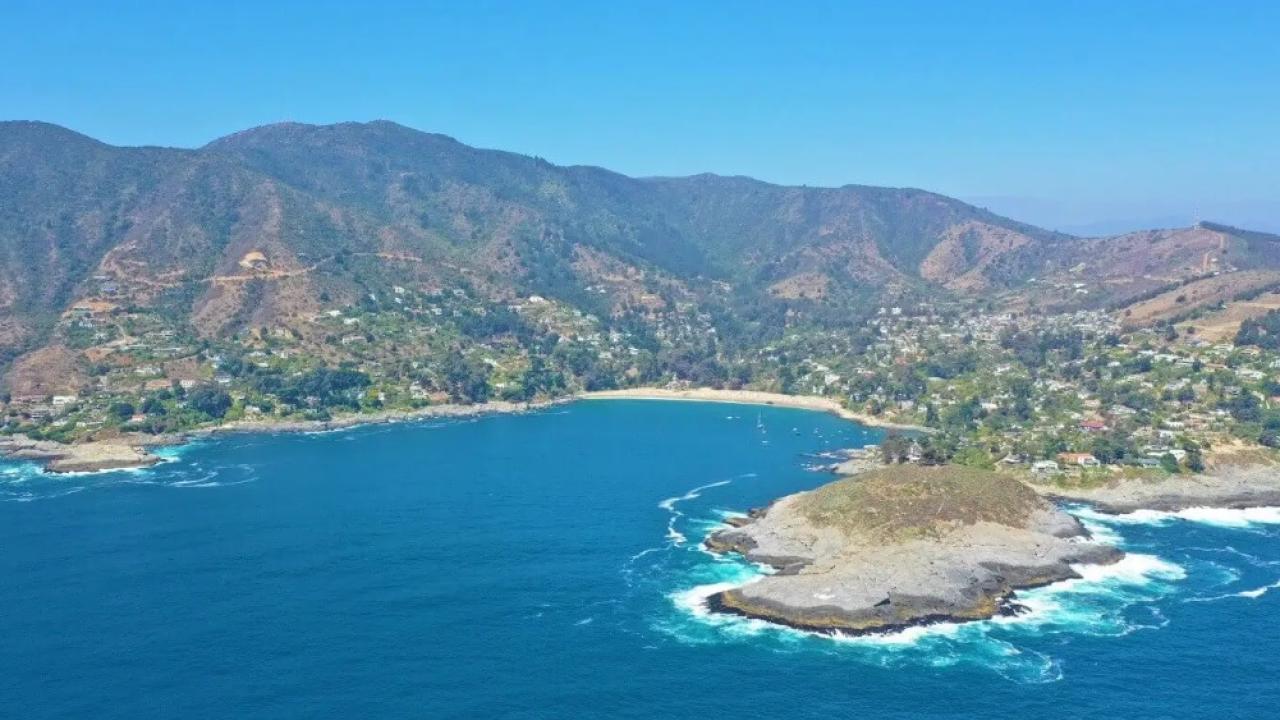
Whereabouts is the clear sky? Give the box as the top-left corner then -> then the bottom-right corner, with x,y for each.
3,1 -> 1278,233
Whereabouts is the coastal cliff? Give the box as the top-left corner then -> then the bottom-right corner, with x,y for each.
704,465 -> 1122,635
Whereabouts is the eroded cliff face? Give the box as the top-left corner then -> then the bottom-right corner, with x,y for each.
704,466 -> 1122,635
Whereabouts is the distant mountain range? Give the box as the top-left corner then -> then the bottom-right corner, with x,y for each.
3,119 -> 1280,380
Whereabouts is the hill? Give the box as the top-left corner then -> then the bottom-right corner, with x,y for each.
3,120 -> 1279,416
0,121 -> 1053,362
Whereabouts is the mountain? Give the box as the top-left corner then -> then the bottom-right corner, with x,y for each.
3,119 -> 1279,392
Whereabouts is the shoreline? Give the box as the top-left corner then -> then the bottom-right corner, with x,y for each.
1029,463 -> 1280,514
0,435 -> 164,474
193,397 -> 568,439
4,388 -> 1278,519
698,466 -> 1125,636
579,387 -> 931,432
2,398 -> 569,474
1,386 -> 924,475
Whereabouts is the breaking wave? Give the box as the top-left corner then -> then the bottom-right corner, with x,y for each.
640,495 -> 1280,684
1073,505 -> 1280,528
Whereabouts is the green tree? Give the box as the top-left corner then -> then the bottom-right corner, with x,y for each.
880,433 -> 910,464
188,385 -> 232,419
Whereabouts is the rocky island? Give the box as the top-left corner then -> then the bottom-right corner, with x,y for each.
704,465 -> 1122,635
0,435 -> 164,473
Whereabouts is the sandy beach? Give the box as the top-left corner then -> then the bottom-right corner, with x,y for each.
579,387 -> 930,432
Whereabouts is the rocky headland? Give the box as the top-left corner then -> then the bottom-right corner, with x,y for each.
703,465 -> 1122,635
0,435 -> 166,473
1031,463 -> 1280,513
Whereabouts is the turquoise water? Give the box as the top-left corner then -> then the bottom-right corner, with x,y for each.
2,400 -> 1279,718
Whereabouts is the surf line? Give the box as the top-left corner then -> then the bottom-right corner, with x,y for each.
658,479 -> 735,546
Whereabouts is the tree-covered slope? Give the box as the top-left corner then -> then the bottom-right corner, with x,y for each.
3,119 -> 1275,385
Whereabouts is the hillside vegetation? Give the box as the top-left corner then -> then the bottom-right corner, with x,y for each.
795,465 -> 1044,541
5,120 -> 1280,441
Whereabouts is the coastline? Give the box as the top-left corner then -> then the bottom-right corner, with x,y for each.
1030,463 -> 1280,514
698,466 -> 1124,636
2,386 -> 910,474
1,386 -> 920,475
2,398 -> 568,474
0,435 -> 164,474
6,385 -> 1279,521
579,387 -> 930,432
195,397 -> 568,438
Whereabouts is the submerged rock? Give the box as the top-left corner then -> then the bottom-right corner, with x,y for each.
704,465 -> 1122,635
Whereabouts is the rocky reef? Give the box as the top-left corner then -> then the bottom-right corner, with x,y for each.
704,465 -> 1122,635
0,435 -> 162,473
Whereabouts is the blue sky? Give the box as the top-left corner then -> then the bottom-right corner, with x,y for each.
3,1 -> 1278,233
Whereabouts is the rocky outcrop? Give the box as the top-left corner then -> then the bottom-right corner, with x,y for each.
0,435 -> 162,473
703,465 -> 1122,636
1034,464 -> 1280,513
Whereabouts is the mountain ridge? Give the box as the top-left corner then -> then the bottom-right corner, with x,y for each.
3,120 -> 1277,392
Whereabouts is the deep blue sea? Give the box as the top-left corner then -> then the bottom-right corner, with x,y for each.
3,400 -> 1280,719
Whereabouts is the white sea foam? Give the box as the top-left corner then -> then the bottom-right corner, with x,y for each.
666,546 -> 1185,665
1186,578 -> 1280,603
1237,579 -> 1280,598
149,441 -> 202,464
830,620 -> 965,646
657,479 -> 735,546
628,546 -> 665,563
1074,553 -> 1186,584
1075,505 -> 1280,528
665,521 -> 687,545
0,485 -> 85,502
169,477 -> 254,488
1074,513 -> 1124,546
657,480 -> 731,512
0,462 -> 43,485
672,581 -> 743,619
1185,545 -> 1280,567
1197,560 -> 1243,586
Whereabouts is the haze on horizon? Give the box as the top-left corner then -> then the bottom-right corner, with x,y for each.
3,0 -> 1277,234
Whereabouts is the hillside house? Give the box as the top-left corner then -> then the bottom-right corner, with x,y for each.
1031,460 -> 1060,476
1057,452 -> 1101,468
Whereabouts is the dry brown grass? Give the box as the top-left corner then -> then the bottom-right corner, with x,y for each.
795,465 -> 1044,541
1117,270 -> 1280,328
1204,440 -> 1280,470
918,221 -> 1032,291
7,344 -> 88,396
768,272 -> 831,300
1177,291 -> 1280,341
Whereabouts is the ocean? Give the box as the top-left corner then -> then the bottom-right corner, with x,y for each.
2,400 -> 1278,719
